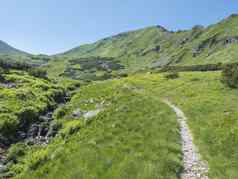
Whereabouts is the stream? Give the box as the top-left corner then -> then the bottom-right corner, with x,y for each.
0,92 -> 72,177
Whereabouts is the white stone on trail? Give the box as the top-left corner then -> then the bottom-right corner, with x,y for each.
163,99 -> 209,179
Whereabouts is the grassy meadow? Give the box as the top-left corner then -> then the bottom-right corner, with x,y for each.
4,70 -> 237,179
10,77 -> 183,179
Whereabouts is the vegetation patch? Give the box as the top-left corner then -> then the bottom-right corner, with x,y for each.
62,57 -> 125,81
222,63 -> 238,88
8,78 -> 182,179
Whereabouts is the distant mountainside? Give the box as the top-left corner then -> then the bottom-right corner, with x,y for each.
59,13 -> 238,71
0,40 -> 28,55
0,41 -> 52,65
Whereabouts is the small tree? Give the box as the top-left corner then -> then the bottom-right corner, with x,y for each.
28,68 -> 48,79
0,67 -> 5,82
164,71 -> 179,80
222,63 -> 238,88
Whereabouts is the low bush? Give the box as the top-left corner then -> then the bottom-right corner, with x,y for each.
53,105 -> 69,119
159,63 -> 223,72
0,114 -> 19,137
222,63 -> 238,88
17,107 -> 38,126
7,143 -> 28,163
28,68 -> 48,79
164,71 -> 179,79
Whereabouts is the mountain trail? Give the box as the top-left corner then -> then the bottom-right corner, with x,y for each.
163,99 -> 209,179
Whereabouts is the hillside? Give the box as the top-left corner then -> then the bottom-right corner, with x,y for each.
46,14 -> 238,80
0,40 -> 27,55
0,40 -> 52,66
63,14 -> 238,67
0,71 -> 237,179
1,12 -> 238,179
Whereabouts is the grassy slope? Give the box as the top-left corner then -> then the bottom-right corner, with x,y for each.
46,14 -> 238,79
11,77 -> 182,179
9,71 -> 238,179
131,72 -> 238,179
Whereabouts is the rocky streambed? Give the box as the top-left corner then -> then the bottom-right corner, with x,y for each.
0,92 -> 72,177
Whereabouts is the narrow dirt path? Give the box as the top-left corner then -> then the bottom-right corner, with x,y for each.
163,100 -> 209,179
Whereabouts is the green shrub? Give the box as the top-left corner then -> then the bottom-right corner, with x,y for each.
7,143 -> 28,163
164,71 -> 179,79
53,106 -> 69,119
60,120 -> 82,137
0,114 -> 19,136
222,64 -> 238,88
0,67 -> 5,81
160,63 -> 223,72
17,107 -> 38,125
28,68 -> 47,79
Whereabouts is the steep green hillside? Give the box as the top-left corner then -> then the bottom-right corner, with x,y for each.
48,14 -> 238,79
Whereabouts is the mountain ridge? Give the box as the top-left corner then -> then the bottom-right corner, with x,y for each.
0,40 -> 28,55
56,13 -> 238,70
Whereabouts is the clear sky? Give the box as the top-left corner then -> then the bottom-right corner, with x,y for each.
0,0 -> 238,55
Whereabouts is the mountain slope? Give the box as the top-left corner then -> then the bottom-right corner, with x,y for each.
0,41 -> 52,65
0,40 -> 27,55
58,14 -> 238,72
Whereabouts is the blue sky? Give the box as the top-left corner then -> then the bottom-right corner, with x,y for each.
0,0 -> 238,54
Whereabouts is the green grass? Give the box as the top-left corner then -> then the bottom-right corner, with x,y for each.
6,71 -> 238,179
130,71 -> 238,179
10,78 -> 182,179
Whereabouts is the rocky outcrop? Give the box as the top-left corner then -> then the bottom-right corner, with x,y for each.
0,82 -> 16,89
72,100 -> 105,121
141,45 -> 161,56
193,35 -> 238,57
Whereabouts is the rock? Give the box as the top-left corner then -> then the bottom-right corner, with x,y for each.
222,36 -> 238,46
39,126 -> 49,136
83,109 -> 102,120
72,109 -> 83,118
0,82 -> 16,89
27,124 -> 39,138
16,131 -> 27,140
